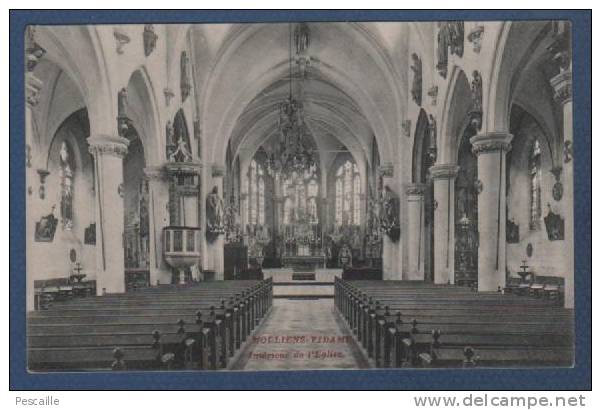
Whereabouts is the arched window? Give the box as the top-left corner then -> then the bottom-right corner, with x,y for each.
247,159 -> 265,226
59,141 -> 74,230
529,139 -> 542,230
335,160 -> 361,226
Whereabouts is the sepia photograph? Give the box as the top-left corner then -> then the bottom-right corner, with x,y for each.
12,10 -> 591,390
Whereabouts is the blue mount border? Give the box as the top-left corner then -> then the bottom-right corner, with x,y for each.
9,9 -> 591,390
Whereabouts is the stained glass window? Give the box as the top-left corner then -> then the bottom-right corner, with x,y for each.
335,159 -> 361,226
59,141 -> 74,230
529,139 -> 542,230
247,159 -> 265,227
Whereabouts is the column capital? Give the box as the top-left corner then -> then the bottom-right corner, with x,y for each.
405,183 -> 427,196
378,163 -> 394,178
87,135 -> 129,158
429,163 -> 460,179
470,132 -> 513,156
550,70 -> 572,106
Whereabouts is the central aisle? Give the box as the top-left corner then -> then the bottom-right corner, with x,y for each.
232,299 -> 370,371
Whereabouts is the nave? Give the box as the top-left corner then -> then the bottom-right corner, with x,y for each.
27,269 -> 573,371
24,20 -> 576,371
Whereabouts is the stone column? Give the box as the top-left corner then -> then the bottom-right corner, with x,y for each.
379,163 -> 398,279
405,183 -> 426,280
143,165 -> 171,286
319,196 -> 328,266
88,135 -> 129,294
207,164 -> 225,280
470,132 -> 512,291
430,164 -> 459,284
26,72 -> 43,311
551,69 -> 573,308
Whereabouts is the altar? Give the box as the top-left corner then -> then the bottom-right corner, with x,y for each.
281,254 -> 326,269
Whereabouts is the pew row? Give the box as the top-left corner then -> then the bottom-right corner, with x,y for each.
27,279 -> 273,371
334,278 -> 573,368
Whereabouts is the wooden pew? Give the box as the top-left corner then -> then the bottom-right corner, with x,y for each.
334,277 -> 574,368
27,279 -> 273,371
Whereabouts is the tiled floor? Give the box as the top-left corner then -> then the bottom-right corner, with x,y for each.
232,299 -> 370,371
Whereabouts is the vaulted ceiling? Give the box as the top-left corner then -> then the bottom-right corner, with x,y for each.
188,22 -> 411,167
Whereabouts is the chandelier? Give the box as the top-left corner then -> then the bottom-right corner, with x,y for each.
266,23 -> 316,179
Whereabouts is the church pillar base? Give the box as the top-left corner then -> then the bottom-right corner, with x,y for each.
88,135 -> 129,295
470,132 -> 512,292
430,164 -> 459,285
405,184 -> 426,281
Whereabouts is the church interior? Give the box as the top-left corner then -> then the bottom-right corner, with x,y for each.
25,21 -> 575,371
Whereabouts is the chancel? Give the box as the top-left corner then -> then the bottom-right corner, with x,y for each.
25,20 -> 575,371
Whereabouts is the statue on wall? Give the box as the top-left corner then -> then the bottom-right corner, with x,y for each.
380,185 -> 400,242
168,136 -> 193,163
427,114 -> 438,163
436,21 -> 465,78
117,87 -> 128,119
469,70 -> 483,130
206,186 -> 225,234
143,25 -> 158,57
117,87 -> 135,139
410,53 -> 422,106
180,51 -> 191,102
35,205 -> 58,242
436,22 -> 451,78
165,120 -> 175,159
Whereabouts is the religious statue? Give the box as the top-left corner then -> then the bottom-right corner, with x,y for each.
294,22 -> 310,55
206,186 -> 225,234
410,53 -> 422,106
117,87 -> 128,118
436,23 -> 451,78
469,70 -> 483,130
436,21 -> 465,78
449,21 -> 465,57
380,185 -> 400,242
471,70 -> 483,112
180,51 -> 191,102
143,25 -> 158,57
168,136 -> 193,163
427,114 -> 438,163
165,120 -> 175,158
